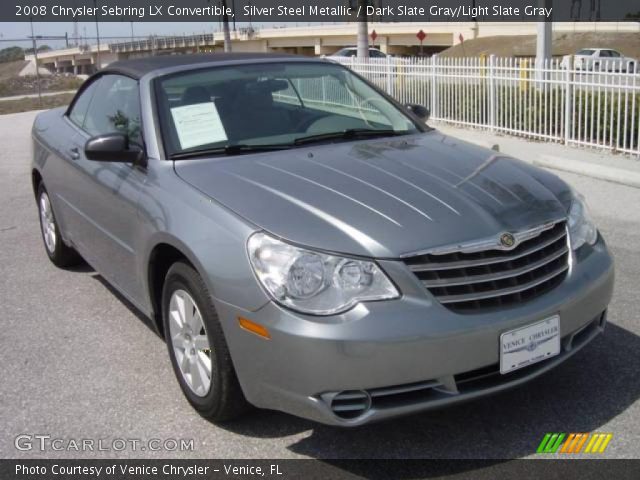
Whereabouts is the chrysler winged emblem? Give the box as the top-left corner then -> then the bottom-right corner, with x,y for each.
499,232 -> 516,249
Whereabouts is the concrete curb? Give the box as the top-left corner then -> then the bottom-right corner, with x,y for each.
438,129 -> 500,152
434,123 -> 640,189
533,155 -> 640,190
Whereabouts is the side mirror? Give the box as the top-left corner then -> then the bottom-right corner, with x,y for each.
406,104 -> 430,122
85,133 -> 145,165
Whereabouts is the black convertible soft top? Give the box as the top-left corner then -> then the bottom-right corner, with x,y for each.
103,52 -> 311,79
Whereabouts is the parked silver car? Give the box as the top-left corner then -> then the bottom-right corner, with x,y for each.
31,54 -> 614,426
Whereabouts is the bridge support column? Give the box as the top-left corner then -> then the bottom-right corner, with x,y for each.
314,38 -> 333,56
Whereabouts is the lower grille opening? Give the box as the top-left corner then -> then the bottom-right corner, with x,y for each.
322,312 -> 605,419
330,390 -> 371,419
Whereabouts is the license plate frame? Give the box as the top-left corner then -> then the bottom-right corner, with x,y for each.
500,315 -> 561,374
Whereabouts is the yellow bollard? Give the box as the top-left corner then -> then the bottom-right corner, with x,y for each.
396,61 -> 405,97
520,58 -> 530,91
480,54 -> 487,77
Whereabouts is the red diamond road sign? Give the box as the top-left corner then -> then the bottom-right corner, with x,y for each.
416,30 -> 426,42
370,30 -> 378,42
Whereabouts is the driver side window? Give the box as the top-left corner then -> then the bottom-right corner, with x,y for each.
69,79 -> 100,128
81,74 -> 143,145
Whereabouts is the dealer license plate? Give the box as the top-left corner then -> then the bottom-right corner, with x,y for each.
500,315 -> 561,374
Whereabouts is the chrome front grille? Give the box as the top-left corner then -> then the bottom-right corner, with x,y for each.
403,220 -> 569,312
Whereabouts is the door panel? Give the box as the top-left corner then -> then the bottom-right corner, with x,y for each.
55,74 -> 146,303
66,140 -> 145,301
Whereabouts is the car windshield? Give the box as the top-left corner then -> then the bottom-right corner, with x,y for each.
577,49 -> 595,55
333,48 -> 354,57
156,61 -> 420,158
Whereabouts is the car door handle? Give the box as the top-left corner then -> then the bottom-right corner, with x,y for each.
69,147 -> 80,160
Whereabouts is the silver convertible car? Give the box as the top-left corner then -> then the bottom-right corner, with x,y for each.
31,54 -> 614,426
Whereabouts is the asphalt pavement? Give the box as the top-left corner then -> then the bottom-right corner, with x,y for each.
1,111 -> 639,460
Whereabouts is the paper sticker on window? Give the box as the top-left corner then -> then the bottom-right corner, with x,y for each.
171,102 -> 227,150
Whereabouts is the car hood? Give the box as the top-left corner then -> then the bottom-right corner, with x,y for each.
174,131 -> 571,258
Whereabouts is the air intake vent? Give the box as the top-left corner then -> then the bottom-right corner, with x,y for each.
404,221 -> 569,313
329,390 -> 371,419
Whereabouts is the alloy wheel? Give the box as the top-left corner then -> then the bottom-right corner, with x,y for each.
168,289 -> 212,397
39,192 -> 56,254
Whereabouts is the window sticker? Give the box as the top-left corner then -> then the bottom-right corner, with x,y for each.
170,102 -> 227,150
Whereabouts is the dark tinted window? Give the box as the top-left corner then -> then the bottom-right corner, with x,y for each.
68,79 -> 100,128
335,49 -> 356,57
370,50 -> 386,58
83,75 -> 142,144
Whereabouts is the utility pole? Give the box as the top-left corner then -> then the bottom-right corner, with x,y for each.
29,18 -> 42,108
93,0 -> 101,70
535,0 -> 552,66
222,0 -> 232,52
232,0 -> 236,32
208,0 -> 231,52
535,0 -> 552,82
356,0 -> 369,58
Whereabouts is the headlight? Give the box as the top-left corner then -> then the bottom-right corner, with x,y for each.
567,190 -> 598,250
247,232 -> 399,315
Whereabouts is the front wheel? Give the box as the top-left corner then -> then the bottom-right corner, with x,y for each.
162,261 -> 250,421
37,183 -> 82,268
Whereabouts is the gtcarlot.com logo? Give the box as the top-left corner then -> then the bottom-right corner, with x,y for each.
536,432 -> 613,454
15,434 -> 194,452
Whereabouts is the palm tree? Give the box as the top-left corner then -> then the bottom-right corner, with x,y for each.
356,0 -> 369,58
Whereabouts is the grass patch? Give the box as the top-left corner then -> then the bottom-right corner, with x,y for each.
0,93 -> 75,115
0,75 -> 83,98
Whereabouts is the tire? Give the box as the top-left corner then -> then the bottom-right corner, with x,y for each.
37,183 -> 82,268
162,261 -> 250,421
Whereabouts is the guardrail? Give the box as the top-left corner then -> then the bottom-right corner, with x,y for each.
331,56 -> 640,156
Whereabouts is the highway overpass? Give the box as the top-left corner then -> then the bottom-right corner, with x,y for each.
25,21 -> 640,74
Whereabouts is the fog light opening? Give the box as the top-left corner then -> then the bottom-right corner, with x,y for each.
330,390 -> 372,419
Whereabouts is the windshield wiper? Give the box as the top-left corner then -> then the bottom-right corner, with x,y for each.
170,130 -> 410,159
293,128 -> 409,146
170,143 -> 293,160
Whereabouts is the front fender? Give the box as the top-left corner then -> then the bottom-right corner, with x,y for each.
137,160 -> 271,317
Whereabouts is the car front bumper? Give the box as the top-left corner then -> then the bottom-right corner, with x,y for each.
217,237 -> 614,426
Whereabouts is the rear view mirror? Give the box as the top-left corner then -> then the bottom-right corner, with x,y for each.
85,133 -> 145,165
406,104 -> 430,122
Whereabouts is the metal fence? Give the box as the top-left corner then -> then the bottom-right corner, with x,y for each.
331,56 -> 640,156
